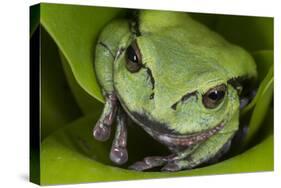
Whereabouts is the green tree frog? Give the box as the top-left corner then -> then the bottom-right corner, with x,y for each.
93,10 -> 257,171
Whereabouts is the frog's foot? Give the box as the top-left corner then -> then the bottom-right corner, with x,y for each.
129,156 -> 167,171
129,156 -> 203,172
161,160 -> 194,172
128,145 -> 200,171
93,122 -> 111,141
128,155 -> 176,171
93,93 -> 118,141
110,108 -> 128,165
129,157 -> 193,172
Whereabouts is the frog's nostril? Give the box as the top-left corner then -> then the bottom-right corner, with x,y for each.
149,92 -> 155,100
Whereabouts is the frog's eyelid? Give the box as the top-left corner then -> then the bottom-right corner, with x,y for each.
171,91 -> 198,110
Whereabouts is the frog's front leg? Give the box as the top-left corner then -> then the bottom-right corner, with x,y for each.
93,19 -> 131,141
93,92 -> 118,141
110,108 -> 128,165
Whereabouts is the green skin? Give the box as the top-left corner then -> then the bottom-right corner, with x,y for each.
93,10 -> 257,171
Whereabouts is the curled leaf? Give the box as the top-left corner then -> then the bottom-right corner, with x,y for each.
40,3 -> 124,102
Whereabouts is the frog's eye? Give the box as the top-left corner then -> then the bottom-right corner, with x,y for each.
125,41 -> 142,73
203,84 -> 227,109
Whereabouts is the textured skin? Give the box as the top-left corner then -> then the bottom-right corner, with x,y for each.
94,10 -> 257,171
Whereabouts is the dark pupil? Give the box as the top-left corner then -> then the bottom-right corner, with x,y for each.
127,45 -> 138,63
208,90 -> 225,101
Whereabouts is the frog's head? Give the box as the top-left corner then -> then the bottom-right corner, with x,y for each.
113,11 -> 256,147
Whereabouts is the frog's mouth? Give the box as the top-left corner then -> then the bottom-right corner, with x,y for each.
153,123 -> 224,147
127,110 -> 225,147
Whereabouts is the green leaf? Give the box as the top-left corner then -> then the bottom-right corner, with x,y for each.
215,15 -> 273,52
242,50 -> 273,112
40,3 -> 125,102
252,50 -> 274,83
41,113 -> 273,185
59,50 -> 103,114
240,50 -> 273,147
242,66 -> 273,146
41,27 -> 82,139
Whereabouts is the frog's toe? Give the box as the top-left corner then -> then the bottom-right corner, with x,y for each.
110,146 -> 128,165
161,162 -> 182,172
93,122 -> 111,141
128,161 -> 151,171
129,156 -> 167,171
144,156 -> 166,166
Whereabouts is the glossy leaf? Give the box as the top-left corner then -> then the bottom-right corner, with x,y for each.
252,50 -> 274,83
240,50 -> 273,147
40,3 -> 124,102
215,15 -> 273,52
59,51 -> 103,114
242,50 -> 273,113
41,27 -> 81,139
242,66 -> 273,146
